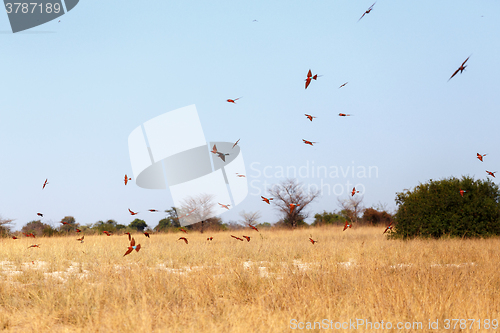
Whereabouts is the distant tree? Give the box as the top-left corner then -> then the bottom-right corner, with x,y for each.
312,211 -> 347,226
394,176 -> 500,239
93,219 -> 120,233
0,215 -> 14,237
362,207 -> 393,226
22,220 -> 58,237
337,195 -> 365,225
178,194 -> 218,233
155,218 -> 172,232
59,216 -> 78,233
129,219 -> 148,232
267,178 -> 320,228
239,211 -> 261,227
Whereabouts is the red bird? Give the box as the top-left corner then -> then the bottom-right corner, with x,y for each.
338,113 -> 352,117
289,203 -> 300,213
178,237 -> 188,244
358,2 -> 376,21
128,209 -> 138,215
242,235 -> 251,242
144,232 -> 150,238
305,114 -> 316,121
351,187 -> 359,196
42,179 -> 49,189
29,233 -> 36,238
477,153 -> 487,162
449,56 -> 470,81
12,236 -> 17,240
218,203 -> 230,210
383,222 -> 393,234
210,144 -> 230,162
486,171 -> 497,178
207,237 -> 213,241
309,238 -> 317,244
339,82 -> 348,88
103,231 -> 112,236
459,189 -> 467,197
261,196 -> 273,204
236,173 -> 246,177
148,209 -> 159,212
227,97 -> 242,104
77,235 -> 84,242
248,224 -> 259,232
343,220 -> 352,231
124,174 -> 131,185
232,139 -> 240,149
179,228 -> 187,234
231,235 -> 244,241
37,213 -> 43,217
60,221 -> 69,225
75,228 -> 81,233
123,237 -> 141,256
28,244 -> 40,248
302,139 -> 317,146
124,232 -> 131,241
305,69 -> 321,89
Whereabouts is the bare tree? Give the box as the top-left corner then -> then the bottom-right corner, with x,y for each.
268,178 -> 320,228
337,195 -> 365,224
178,193 -> 216,224
0,215 -> 14,237
239,210 -> 261,227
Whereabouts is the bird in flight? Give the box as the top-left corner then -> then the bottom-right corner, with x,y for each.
179,228 -> 188,234
178,208 -> 196,219
37,213 -> 43,217
211,144 -> 229,162
103,231 -> 112,236
178,237 -> 188,244
219,203 -> 230,210
123,238 -> 141,256
459,189 -> 467,197
124,174 -> 131,185
124,232 -> 131,241
148,209 -> 159,212
477,153 -> 487,162
305,69 -> 322,89
207,237 -> 213,241
12,236 -> 18,240
77,235 -> 84,242
60,221 -> 69,225
144,232 -> 150,238
76,228 -> 81,233
242,235 -> 251,242
449,56 -> 470,81
302,139 -> 317,146
28,244 -> 40,248
231,235 -> 244,241
128,209 -> 138,215
309,238 -> 317,244
248,224 -> 259,232
261,196 -> 273,204
486,171 -> 497,178
338,113 -> 352,117
339,82 -> 348,88
289,203 -> 300,213
42,179 -> 49,189
358,2 -> 376,21
232,139 -> 240,148
343,220 -> 352,231
351,187 -> 359,196
305,114 -> 316,122
236,173 -> 246,177
383,222 -> 393,234
227,97 -> 242,104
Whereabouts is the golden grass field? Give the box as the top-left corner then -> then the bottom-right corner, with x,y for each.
0,227 -> 499,332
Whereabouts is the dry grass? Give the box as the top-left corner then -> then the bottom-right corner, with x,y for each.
0,227 -> 499,332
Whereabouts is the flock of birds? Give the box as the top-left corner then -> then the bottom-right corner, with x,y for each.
15,2 -> 490,252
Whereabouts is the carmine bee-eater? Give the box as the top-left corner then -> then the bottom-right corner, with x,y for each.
124,174 -> 131,185
486,171 -> 497,178
358,2 -> 376,21
383,222 -> 393,234
60,221 -> 69,225
477,153 -> 487,162
37,213 -> 43,217
305,69 -> 322,89
28,244 -> 40,248
305,114 -> 316,121
12,236 -> 17,240
123,238 -> 141,256
242,235 -> 251,242
351,187 -> 359,196
124,232 -> 131,241
42,179 -> 49,189
236,173 -> 245,177
207,237 -> 213,241
179,228 -> 187,234
77,235 -> 84,242
309,238 -> 317,244
248,224 -> 259,232
148,209 -> 159,212
459,189 -> 467,197
219,203 -> 230,210
338,113 -> 352,116
289,203 -> 300,213
103,231 -> 112,236
339,82 -> 348,88
232,139 -> 240,148
231,235 -> 244,241
302,139 -> 317,146
227,97 -> 242,104
128,209 -> 138,215
449,56 -> 470,81
144,232 -> 150,238
343,220 -> 352,231
261,196 -> 273,204
210,144 -> 229,162
178,237 -> 188,244
76,228 -> 81,233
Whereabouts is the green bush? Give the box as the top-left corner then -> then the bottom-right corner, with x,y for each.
394,176 -> 500,239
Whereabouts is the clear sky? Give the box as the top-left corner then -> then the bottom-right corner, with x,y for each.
1,0 -> 499,231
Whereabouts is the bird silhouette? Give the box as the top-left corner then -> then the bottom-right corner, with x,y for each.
28,244 -> 40,248
339,82 -> 348,88
358,2 -> 376,21
179,228 -> 188,234
242,236 -> 250,242
128,209 -> 138,215
449,56 -> 470,81
289,203 -> 300,213
232,139 -> 240,148
37,213 -> 43,217
486,171 -> 497,178
231,235 -> 244,241
302,139 -> 317,146
123,238 -> 141,256
351,187 -> 359,196
148,209 -> 159,212
305,114 -> 316,121
236,173 -> 246,177
477,153 -> 487,162
338,113 -> 352,116
383,222 -> 393,234
305,69 -> 322,89
248,224 -> 259,232
124,174 -> 131,185
218,203 -> 230,210
144,232 -> 150,238
227,97 -> 242,104
207,237 -> 213,241
261,196 -> 273,204
12,236 -> 17,240
42,179 -> 49,189
343,221 -> 352,231
77,235 -> 84,242
459,189 -> 467,197
178,237 -> 188,244
309,238 -> 317,244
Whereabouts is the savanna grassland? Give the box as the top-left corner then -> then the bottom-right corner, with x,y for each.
0,227 -> 499,332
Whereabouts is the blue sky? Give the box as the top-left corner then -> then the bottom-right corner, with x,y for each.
1,0 -> 499,231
